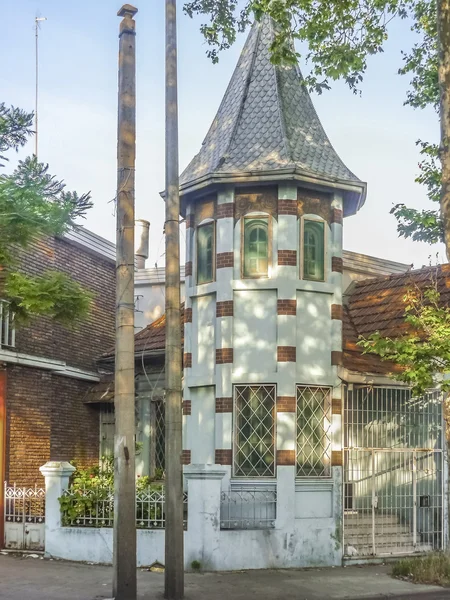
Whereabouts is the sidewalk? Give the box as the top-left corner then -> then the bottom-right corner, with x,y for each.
0,553 -> 448,600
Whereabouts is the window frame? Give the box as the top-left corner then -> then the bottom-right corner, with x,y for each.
241,214 -> 272,279
300,216 -> 327,282
295,385 -> 332,479
196,219 -> 216,285
232,384 -> 277,479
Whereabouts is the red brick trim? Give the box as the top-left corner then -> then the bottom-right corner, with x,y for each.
277,299 -> 296,316
331,450 -> 342,467
277,396 -> 295,412
183,352 -> 192,368
185,214 -> 195,229
331,257 -> 343,273
184,307 -> 192,324
216,348 -> 233,364
278,199 -> 297,216
185,261 -> 193,277
332,398 -> 342,415
181,450 -> 191,465
331,351 -> 343,366
215,449 -> 232,465
182,400 -> 191,416
216,397 -> 233,413
217,252 -> 234,269
331,304 -> 343,321
278,249 -> 297,267
277,450 -> 295,466
277,346 -> 296,362
331,208 -> 343,224
216,203 -> 234,219
216,300 -> 233,318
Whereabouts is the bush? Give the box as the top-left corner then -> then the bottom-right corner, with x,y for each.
392,553 -> 450,586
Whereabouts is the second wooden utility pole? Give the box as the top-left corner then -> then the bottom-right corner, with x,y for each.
164,0 -> 184,597
113,5 -> 138,600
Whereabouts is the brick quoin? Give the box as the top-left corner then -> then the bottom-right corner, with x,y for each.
277,450 -> 295,466
331,208 -> 343,224
216,348 -> 233,364
277,346 -> 296,362
331,304 -> 343,320
181,450 -> 191,465
217,252 -> 234,269
331,351 -> 343,366
216,301 -> 234,318
185,261 -> 193,277
331,450 -> 343,467
277,299 -> 296,316
332,398 -> 342,415
216,203 -> 234,219
183,353 -> 192,368
185,214 -> 195,229
278,249 -> 297,266
215,449 -> 232,465
278,199 -> 297,215
182,400 -> 191,416
277,396 -> 295,412
331,257 -> 343,273
215,397 -> 233,413
184,308 -> 192,323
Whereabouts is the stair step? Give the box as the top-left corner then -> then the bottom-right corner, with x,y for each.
346,533 -> 414,545
345,514 -> 400,526
345,525 -> 411,535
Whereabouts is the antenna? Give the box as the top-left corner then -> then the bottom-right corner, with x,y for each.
35,16 -> 47,158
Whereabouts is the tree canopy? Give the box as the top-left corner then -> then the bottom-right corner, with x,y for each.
0,103 -> 93,326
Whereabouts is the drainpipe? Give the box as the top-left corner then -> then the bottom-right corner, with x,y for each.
0,366 -> 6,548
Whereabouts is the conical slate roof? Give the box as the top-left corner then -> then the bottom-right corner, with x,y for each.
180,16 -> 366,214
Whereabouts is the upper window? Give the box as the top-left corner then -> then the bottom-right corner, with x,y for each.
303,220 -> 325,281
243,218 -> 269,278
197,222 -> 215,284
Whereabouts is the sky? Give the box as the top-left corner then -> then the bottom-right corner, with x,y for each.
2,0 -> 445,270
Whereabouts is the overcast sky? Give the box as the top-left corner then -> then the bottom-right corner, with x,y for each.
3,1 -> 445,269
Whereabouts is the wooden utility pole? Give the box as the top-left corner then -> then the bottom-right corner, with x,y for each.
164,0 -> 184,597
113,5 -> 138,600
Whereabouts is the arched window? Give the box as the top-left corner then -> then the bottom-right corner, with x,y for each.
303,220 -> 325,281
197,222 -> 215,284
243,218 -> 269,277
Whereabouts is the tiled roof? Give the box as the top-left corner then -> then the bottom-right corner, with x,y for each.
343,264 -> 450,375
180,16 -> 365,214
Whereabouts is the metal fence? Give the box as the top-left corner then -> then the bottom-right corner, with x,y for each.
60,486 -> 187,529
4,484 -> 45,550
220,488 -> 276,530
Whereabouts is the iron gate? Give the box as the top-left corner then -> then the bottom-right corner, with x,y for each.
3,483 -> 45,551
344,387 -> 444,558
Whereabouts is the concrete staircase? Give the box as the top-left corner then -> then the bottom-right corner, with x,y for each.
344,512 -> 431,557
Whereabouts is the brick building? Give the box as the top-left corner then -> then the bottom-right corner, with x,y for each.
0,227 -> 116,487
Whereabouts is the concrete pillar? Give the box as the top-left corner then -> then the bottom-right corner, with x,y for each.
184,464 -> 226,570
276,465 -> 295,530
39,461 -> 75,556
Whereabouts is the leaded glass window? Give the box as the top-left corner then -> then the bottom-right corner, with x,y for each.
303,220 -> 325,281
296,386 -> 332,477
234,385 -> 275,477
243,218 -> 269,278
197,222 -> 214,284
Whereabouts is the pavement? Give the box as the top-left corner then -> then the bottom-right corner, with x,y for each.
0,553 -> 448,600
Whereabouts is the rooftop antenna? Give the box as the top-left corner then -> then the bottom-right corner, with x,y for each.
35,16 -> 47,158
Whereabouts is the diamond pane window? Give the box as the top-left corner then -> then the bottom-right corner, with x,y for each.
155,399 -> 165,472
303,220 -> 325,281
296,386 -> 332,477
244,218 -> 269,277
234,385 -> 275,477
197,222 -> 215,284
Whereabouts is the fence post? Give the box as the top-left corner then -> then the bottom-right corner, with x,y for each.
184,464 -> 226,570
39,461 -> 75,557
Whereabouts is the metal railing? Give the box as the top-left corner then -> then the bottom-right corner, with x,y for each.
0,300 -> 15,348
220,488 -> 276,530
60,485 -> 187,529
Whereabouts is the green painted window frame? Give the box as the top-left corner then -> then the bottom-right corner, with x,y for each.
196,221 -> 215,285
243,217 -> 269,278
303,219 -> 325,281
